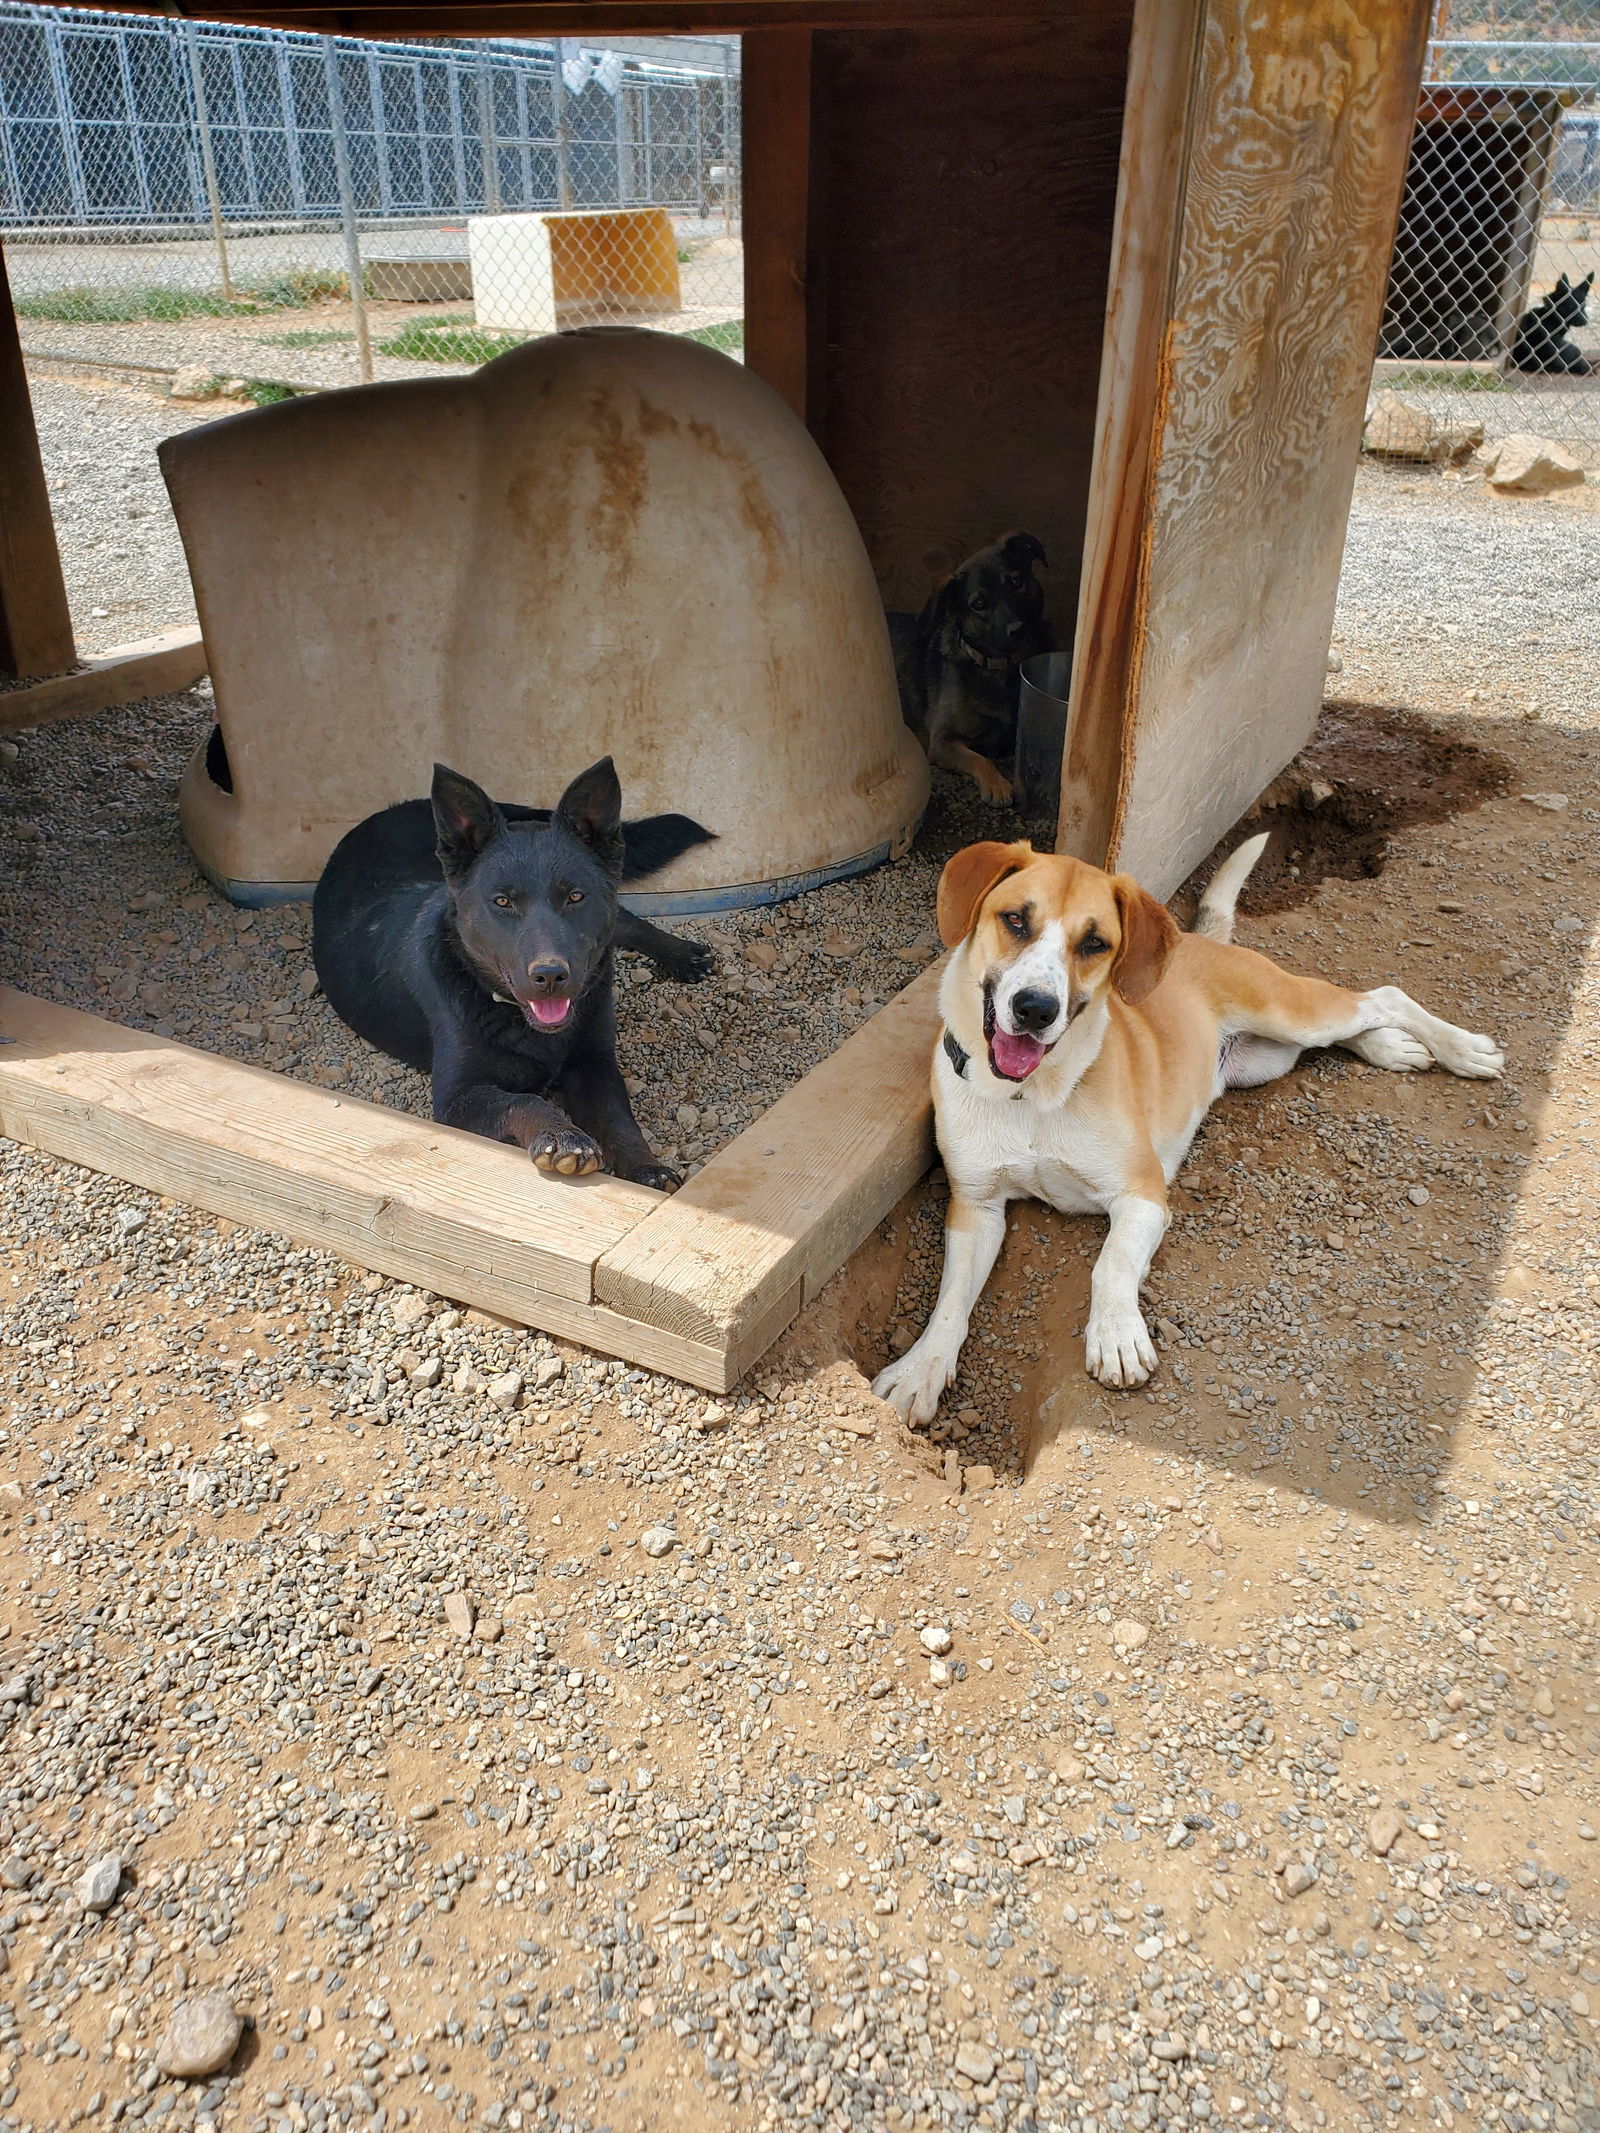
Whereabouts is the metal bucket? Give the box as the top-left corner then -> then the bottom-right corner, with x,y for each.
1015,652 -> 1073,825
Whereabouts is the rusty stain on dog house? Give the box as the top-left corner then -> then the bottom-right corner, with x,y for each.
0,0 -> 1436,1390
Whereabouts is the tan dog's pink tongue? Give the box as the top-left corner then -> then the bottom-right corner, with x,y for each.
990,1030 -> 1045,1080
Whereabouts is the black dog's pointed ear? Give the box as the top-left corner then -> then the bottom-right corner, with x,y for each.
432,764 -> 503,882
1580,272 -> 1595,297
555,756 -> 625,876
1000,530 -> 1048,573
1555,272 -> 1570,294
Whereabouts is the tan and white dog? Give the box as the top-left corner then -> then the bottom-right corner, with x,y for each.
873,833 -> 1505,1421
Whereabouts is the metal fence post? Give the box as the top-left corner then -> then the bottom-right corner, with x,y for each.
551,40 -> 574,210
721,43 -> 736,237
183,22 -> 236,305
476,56 -> 501,212
323,36 -> 374,384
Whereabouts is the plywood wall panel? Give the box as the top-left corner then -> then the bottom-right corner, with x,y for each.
809,13 -> 1134,615
1064,0 -> 1432,895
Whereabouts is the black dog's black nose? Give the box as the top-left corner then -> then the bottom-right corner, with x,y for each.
1006,619 -> 1027,642
526,959 -> 570,995
1010,988 -> 1059,1033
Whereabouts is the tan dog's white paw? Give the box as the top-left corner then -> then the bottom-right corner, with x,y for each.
1085,1305 -> 1157,1388
872,1339 -> 956,1426
1353,1027 -> 1434,1072
1430,1025 -> 1505,1080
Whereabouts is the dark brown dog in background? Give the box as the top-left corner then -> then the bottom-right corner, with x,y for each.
888,532 -> 1051,802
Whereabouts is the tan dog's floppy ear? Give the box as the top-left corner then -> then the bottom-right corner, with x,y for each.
1109,875 -> 1179,1003
937,841 -> 1032,948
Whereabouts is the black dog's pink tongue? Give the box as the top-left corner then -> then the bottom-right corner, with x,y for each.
528,997 -> 570,1028
990,1029 -> 1045,1080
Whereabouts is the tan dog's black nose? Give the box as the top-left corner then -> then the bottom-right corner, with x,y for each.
1011,988 -> 1059,1032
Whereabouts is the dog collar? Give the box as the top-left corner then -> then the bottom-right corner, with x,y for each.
942,1028 -> 970,1079
955,635 -> 1011,672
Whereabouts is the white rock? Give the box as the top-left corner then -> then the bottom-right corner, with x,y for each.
1483,433 -> 1584,494
1368,1807 -> 1404,1857
533,1355 -> 565,1388
1112,1617 -> 1150,1652
928,1659 -> 954,1687
919,1624 -> 953,1656
389,1292 -> 429,1332
1520,791 -> 1569,812
640,1526 -> 675,1558
1406,1185 -> 1431,1206
155,1991 -> 243,2078
443,1591 -> 476,1638
75,1854 -> 122,1912
487,1370 -> 524,1412
1281,1860 -> 1316,1897
1364,390 -> 1483,463
955,2041 -> 996,2083
169,364 -> 220,402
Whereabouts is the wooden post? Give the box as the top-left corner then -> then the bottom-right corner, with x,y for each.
741,27 -> 814,424
0,241 -> 75,682
1059,0 -> 1434,892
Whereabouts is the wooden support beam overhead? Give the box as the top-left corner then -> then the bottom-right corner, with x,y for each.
0,627 -> 209,738
111,0 -> 1063,30
0,243 -> 76,683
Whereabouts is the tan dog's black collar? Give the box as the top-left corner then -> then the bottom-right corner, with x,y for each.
942,1028 -> 970,1078
955,636 -> 1012,673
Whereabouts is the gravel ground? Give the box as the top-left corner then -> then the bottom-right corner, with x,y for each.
1,383 -> 1599,2133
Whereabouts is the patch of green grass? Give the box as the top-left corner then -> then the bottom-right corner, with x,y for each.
377,318 -> 524,364
239,379 -> 300,405
1380,365 -> 1513,393
16,268 -> 350,327
258,328 -> 355,348
687,319 -> 743,353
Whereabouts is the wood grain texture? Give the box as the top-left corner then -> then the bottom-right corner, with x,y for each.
1096,0 -> 1432,897
807,14 -> 1132,612
0,627 -> 208,737
594,958 -> 943,1347
742,29 -> 814,420
0,987 -> 653,1309
1056,0 -> 1204,867
0,244 -> 75,681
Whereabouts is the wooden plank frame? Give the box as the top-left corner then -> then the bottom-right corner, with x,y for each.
0,627 -> 209,737
0,965 -> 943,1392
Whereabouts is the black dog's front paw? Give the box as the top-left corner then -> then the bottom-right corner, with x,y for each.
656,937 -> 713,984
627,1161 -> 683,1194
527,1126 -> 603,1178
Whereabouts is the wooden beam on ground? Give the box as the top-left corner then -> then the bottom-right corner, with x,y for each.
593,958 -> 942,1362
0,626 -> 209,737
0,242 -> 75,682
0,972 -> 942,1392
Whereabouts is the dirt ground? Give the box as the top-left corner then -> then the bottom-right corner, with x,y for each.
0,422 -> 1598,2133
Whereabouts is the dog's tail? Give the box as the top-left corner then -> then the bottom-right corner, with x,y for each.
621,813 -> 716,882
1193,831 -> 1270,944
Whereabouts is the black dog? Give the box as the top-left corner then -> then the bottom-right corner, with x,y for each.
312,758 -> 711,1190
888,531 -> 1051,804
1512,272 -> 1594,375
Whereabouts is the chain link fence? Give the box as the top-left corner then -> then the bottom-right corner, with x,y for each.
1373,0 -> 1599,469
0,6 -> 742,396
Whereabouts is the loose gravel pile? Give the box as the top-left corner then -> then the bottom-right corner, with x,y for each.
0,380 -> 1598,2133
